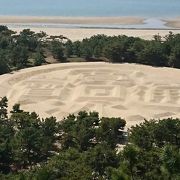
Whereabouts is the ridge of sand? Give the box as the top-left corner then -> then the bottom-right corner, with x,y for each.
0,16 -> 144,25
165,18 -> 180,29
1,62 -> 180,128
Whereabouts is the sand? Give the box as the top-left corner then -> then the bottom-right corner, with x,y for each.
1,62 -> 180,128
0,16 -> 144,25
165,18 -> 180,29
1,16 -> 180,41
8,27 -> 180,41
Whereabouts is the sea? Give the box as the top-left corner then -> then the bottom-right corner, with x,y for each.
0,0 -> 180,29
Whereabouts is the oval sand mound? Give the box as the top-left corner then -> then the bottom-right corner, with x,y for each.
1,62 -> 180,127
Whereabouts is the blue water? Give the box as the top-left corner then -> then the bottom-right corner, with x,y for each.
0,0 -> 180,18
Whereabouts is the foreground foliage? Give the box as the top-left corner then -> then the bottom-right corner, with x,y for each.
0,97 -> 179,179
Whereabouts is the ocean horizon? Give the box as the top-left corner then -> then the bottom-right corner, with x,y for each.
0,0 -> 180,18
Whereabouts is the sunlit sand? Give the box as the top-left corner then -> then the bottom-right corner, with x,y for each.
1,62 -> 180,127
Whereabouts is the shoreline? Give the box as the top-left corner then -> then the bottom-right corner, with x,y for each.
8,27 -> 180,41
0,16 -> 144,25
4,23 -> 180,30
164,18 -> 180,29
1,16 -> 180,41
0,16 -> 180,29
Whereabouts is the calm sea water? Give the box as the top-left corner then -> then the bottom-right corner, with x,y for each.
0,0 -> 180,18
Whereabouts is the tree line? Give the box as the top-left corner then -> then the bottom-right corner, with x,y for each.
1,25 -> 180,75
0,97 -> 179,179
72,32 -> 180,68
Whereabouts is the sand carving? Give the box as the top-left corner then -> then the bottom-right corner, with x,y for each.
1,62 -> 180,127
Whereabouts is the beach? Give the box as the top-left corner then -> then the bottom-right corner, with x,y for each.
0,16 -> 180,41
0,16 -> 144,25
165,18 -> 180,29
10,28 -> 180,41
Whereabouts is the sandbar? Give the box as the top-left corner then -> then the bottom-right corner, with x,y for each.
0,16 -> 144,25
165,18 -> 180,29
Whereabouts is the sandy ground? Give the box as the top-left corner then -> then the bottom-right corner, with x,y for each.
1,62 -> 180,128
165,18 -> 180,29
0,16 -> 144,25
9,27 -> 180,41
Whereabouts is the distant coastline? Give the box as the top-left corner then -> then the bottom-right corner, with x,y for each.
0,16 -> 180,30
164,18 -> 180,29
0,16 -> 144,25
1,16 -> 180,41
